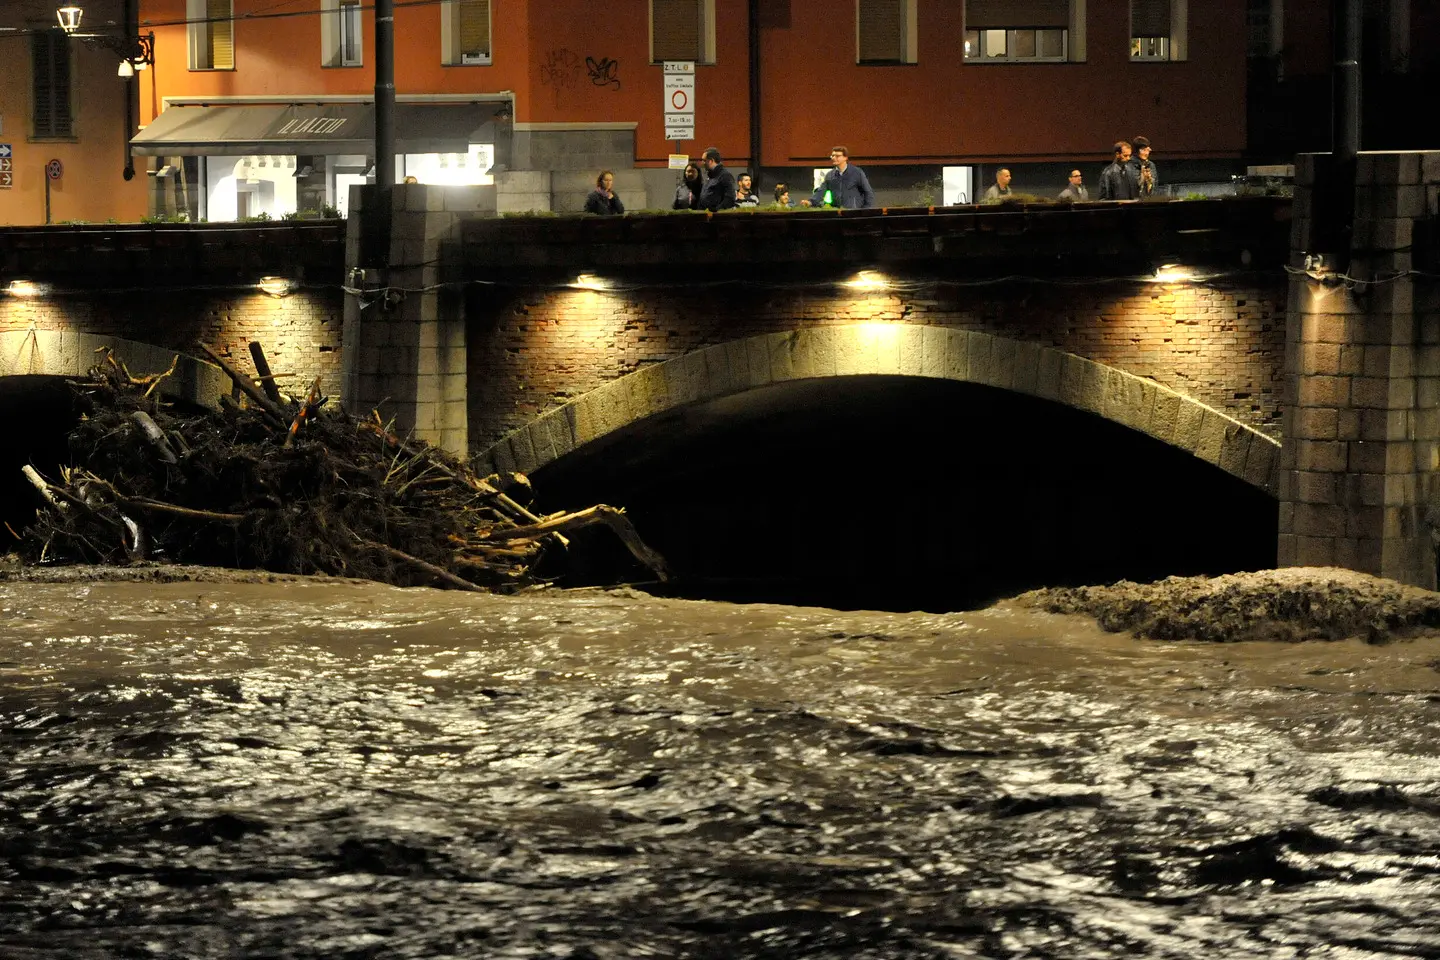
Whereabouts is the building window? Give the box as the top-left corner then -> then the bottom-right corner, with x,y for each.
964,27 -> 1066,60
1131,0 -> 1187,61
963,0 -> 1070,61
651,0 -> 715,64
188,0 -> 234,70
442,0 -> 491,65
31,30 -> 73,139
322,0 -> 363,66
858,0 -> 918,64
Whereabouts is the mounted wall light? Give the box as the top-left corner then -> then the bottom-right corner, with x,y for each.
571,274 -> 609,291
58,5 -> 156,73
6,280 -> 50,298
1151,263 -> 1196,283
257,277 -> 298,298
844,270 -> 890,291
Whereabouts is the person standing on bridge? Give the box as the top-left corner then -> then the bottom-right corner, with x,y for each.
1058,169 -> 1090,202
1099,141 -> 1137,201
982,168 -> 1014,203
699,147 -> 738,211
673,162 -> 704,210
1130,136 -> 1158,198
802,146 -> 875,209
584,170 -> 625,215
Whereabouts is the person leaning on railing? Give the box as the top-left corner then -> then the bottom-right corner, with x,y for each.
673,163 -> 704,210
585,170 -> 625,215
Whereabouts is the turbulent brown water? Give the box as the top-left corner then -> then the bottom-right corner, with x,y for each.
3,579 -> 1440,959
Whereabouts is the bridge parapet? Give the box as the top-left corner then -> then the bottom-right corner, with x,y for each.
456,197 -> 1292,275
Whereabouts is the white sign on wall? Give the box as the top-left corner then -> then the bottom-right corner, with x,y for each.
663,61 -> 695,142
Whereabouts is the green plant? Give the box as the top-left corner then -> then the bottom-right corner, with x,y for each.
912,176 -> 943,206
281,210 -> 304,221
239,211 -> 273,222
321,203 -> 343,219
139,212 -> 190,224
58,219 -> 90,225
1182,192 -> 1210,201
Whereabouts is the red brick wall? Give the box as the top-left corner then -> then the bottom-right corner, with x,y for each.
468,278 -> 1287,452
0,290 -> 344,400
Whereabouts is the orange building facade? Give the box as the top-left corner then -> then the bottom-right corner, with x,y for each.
0,0 -> 149,225
4,1 -> 1434,222
122,0 -> 1255,217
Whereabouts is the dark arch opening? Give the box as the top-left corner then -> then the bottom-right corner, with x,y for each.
531,376 -> 1278,612
0,377 -> 86,545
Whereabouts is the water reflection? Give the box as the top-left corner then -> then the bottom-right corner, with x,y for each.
2,580 -> 1439,958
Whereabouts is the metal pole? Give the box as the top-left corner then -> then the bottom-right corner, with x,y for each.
45,170 -> 52,225
1333,0 -> 1361,165
375,0 -> 395,190
747,0 -> 761,187
122,0 -> 138,181
1330,0 -> 1361,266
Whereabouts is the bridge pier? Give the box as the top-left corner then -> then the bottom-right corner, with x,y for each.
340,184 -> 492,457
1280,151 -> 1440,588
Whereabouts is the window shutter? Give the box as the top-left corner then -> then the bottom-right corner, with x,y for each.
964,0 -> 1068,29
458,0 -> 490,57
653,0 -> 701,61
1130,0 -> 1171,37
207,0 -> 234,68
31,31 -> 73,138
858,0 -> 903,61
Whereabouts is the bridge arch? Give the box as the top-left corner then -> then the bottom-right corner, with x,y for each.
475,326 -> 1280,494
0,329 -> 227,407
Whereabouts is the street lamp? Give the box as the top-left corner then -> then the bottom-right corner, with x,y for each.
54,5 -> 154,74
56,4 -> 82,32
56,4 -> 155,181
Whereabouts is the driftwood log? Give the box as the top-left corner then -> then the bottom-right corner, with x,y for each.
14,343 -> 670,591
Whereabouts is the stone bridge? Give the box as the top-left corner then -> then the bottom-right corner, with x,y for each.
335,193 -> 1293,493
6,164 -> 1439,590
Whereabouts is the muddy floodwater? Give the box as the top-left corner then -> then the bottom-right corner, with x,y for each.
3,578 -> 1440,959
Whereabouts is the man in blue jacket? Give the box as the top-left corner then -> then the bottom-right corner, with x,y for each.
802,146 -> 876,209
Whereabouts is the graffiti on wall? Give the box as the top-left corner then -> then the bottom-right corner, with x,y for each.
586,57 -> 621,90
539,49 -> 583,106
539,49 -> 622,106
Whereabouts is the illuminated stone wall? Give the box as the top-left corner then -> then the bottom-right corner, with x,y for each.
0,222 -> 346,402
0,290 -> 342,399
1279,150 -> 1440,588
465,278 -> 1289,456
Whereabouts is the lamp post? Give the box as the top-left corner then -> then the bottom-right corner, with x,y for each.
56,3 -> 154,182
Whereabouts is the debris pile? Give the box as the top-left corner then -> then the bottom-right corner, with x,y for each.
15,345 -> 670,592
1021,567 -> 1440,644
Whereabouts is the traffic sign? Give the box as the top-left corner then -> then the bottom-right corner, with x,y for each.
0,143 -> 12,159
0,171 -> 12,189
46,158 -> 63,181
664,115 -> 694,141
662,61 -> 694,143
0,158 -> 11,172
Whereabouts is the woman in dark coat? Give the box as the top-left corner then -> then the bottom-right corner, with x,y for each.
584,170 -> 625,215
673,163 -> 704,210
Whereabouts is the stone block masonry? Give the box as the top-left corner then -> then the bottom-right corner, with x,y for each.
465,278 -> 1287,454
1279,150 -> 1440,589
